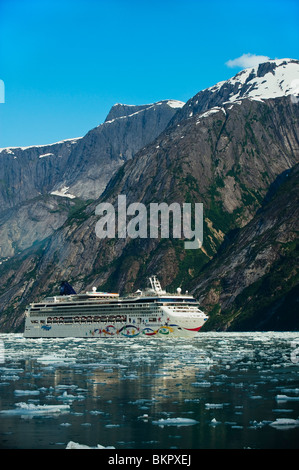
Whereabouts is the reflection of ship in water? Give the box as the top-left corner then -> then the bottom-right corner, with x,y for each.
37,351 -> 214,406
24,276 -> 208,338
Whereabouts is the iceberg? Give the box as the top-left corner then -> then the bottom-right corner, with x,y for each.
66,441 -> 115,449
0,402 -> 70,415
14,390 -> 40,396
152,417 -> 198,426
270,418 -> 299,429
276,395 -> 299,402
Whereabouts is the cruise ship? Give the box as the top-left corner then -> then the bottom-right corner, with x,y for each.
23,276 -> 208,338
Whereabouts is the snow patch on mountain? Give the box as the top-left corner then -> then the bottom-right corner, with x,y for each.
51,186 -> 76,199
166,99 -> 185,108
0,137 -> 81,154
196,106 -> 226,122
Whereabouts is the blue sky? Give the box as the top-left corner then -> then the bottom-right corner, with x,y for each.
0,0 -> 298,147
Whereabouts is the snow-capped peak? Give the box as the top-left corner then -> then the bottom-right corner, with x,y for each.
170,58 -> 299,126
210,58 -> 299,103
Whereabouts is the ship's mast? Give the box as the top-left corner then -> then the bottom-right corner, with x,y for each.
149,276 -> 164,293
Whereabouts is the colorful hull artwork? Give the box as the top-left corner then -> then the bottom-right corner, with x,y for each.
86,324 -> 177,338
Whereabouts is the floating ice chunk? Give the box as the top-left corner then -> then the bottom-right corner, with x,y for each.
55,384 -> 78,390
205,403 -> 225,409
138,414 -> 149,421
0,402 -> 70,415
272,409 -> 293,413
249,420 -> 266,429
152,417 -> 198,427
191,381 -> 211,387
14,390 -> 40,396
276,395 -> 299,402
37,354 -> 76,365
279,388 -> 299,394
66,441 -> 115,449
210,418 -> 221,426
0,367 -> 24,374
122,373 -> 138,380
0,375 -> 20,381
57,391 -> 85,401
269,418 -> 299,429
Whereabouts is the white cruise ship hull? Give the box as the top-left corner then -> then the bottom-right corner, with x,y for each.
23,277 -> 208,339
24,317 -> 207,339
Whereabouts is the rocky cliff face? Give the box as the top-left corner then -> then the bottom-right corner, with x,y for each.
0,138 -> 81,211
0,59 -> 298,332
57,100 -> 185,200
191,163 -> 299,331
0,100 -> 183,259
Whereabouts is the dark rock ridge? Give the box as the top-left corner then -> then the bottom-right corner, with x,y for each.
191,163 -> 299,331
104,103 -> 157,122
58,100 -> 185,200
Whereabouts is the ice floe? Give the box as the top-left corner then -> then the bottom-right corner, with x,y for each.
269,418 -> 299,429
276,395 -> 299,402
0,331 -> 298,449
152,417 -> 198,426
14,389 -> 40,396
0,402 -> 70,416
66,441 -> 115,449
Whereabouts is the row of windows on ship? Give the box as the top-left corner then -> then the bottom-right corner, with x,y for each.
30,304 -> 196,314
30,315 -> 162,325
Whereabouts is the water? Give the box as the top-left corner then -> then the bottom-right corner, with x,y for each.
0,332 -> 298,449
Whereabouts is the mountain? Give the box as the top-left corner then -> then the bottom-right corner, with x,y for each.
0,99 -> 184,207
0,99 -> 183,259
55,99 -> 185,200
170,58 -> 299,125
0,58 -> 298,332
